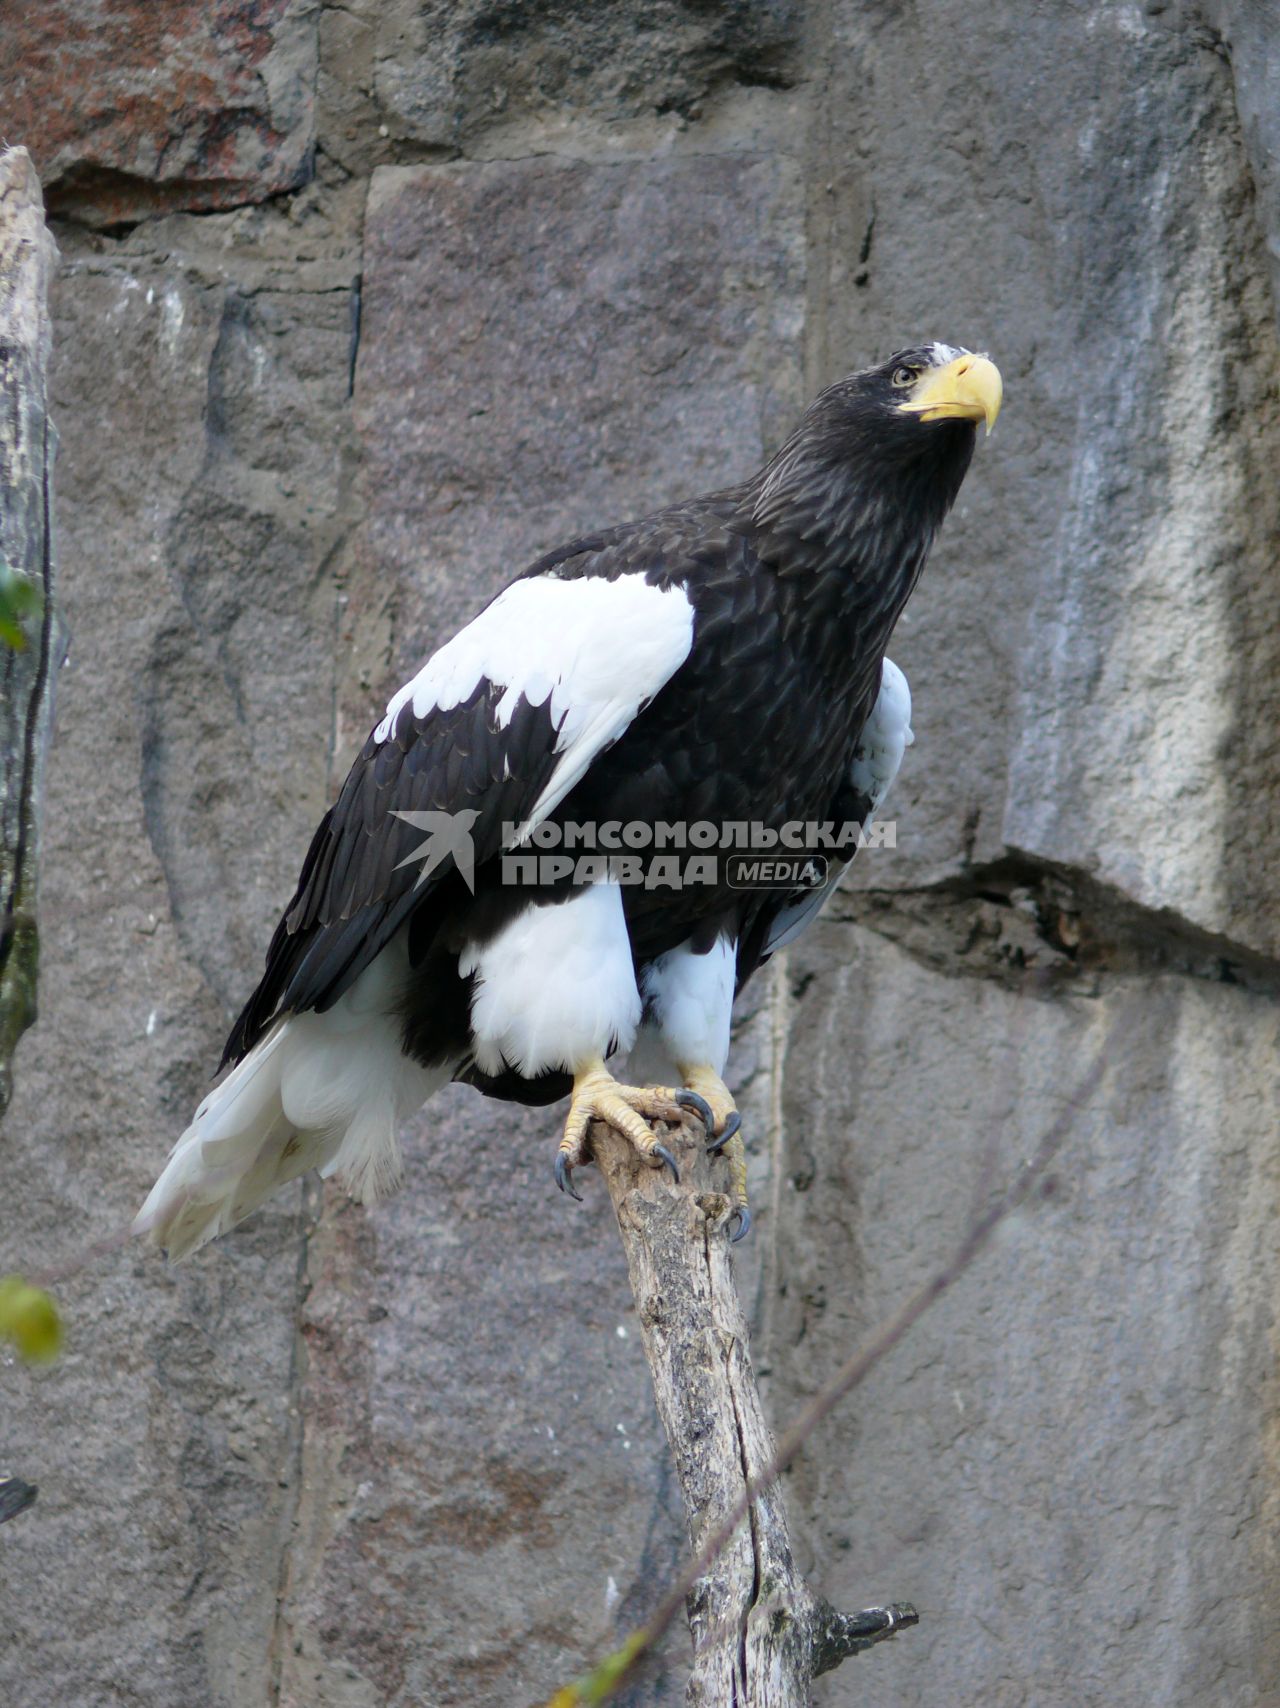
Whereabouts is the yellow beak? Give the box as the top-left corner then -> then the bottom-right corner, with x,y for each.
900,352 -> 1002,433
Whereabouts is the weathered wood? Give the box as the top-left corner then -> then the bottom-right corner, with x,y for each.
592,1118 -> 812,1703
582,1021 -> 1122,1703
591,1116 -> 910,1704
0,147 -> 58,1115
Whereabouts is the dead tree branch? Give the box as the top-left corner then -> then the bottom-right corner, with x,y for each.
590,1120 -> 913,1705
578,1013 -> 1125,1705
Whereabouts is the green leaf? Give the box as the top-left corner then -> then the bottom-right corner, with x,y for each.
540,1628 -> 651,1707
0,556 -> 42,652
0,1274 -> 63,1364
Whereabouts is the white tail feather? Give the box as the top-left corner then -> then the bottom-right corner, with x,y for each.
134,938 -> 448,1260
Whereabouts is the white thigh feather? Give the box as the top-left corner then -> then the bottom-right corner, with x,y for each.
134,934 -> 445,1260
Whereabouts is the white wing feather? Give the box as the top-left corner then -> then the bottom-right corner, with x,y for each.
374,575 -> 695,837
763,658 -> 913,957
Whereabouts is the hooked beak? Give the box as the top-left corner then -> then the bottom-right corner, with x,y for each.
899,352 -> 1002,434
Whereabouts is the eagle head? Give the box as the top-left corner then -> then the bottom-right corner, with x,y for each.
811,343 -> 1002,454
877,342 -> 1002,434
749,342 -> 1002,569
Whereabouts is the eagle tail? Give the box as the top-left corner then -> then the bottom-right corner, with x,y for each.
134,939 -> 444,1260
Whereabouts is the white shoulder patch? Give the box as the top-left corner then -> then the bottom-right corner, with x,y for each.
761,658 -> 914,961
850,656 -> 913,818
372,574 -> 695,827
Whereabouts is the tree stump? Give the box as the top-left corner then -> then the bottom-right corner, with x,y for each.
590,1117 -> 914,1704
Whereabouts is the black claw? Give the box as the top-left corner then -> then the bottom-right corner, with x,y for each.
675,1088 -> 715,1132
555,1153 -> 583,1202
652,1144 -> 681,1184
0,1476 -> 37,1526
728,1205 -> 752,1244
705,1109 -> 743,1157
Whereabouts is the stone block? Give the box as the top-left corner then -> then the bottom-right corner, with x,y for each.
372,0 -> 800,145
4,0 -> 316,225
350,152 -> 805,722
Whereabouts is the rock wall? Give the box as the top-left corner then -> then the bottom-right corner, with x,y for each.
2,3 -> 1278,1704
0,150 -> 59,1112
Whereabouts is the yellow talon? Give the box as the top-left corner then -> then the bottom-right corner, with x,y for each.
555,1060 -> 691,1199
677,1063 -> 750,1239
677,1064 -> 738,1137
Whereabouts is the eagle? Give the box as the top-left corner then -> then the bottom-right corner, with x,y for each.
136,343 -> 1001,1259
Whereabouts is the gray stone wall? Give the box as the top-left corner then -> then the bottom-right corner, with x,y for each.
2,3 -> 1278,1704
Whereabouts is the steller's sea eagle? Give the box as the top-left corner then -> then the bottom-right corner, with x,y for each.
136,343 -> 1001,1259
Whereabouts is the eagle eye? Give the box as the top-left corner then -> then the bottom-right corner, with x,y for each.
891,365 -> 918,389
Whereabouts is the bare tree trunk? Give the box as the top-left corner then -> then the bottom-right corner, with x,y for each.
0,147 -> 58,1116
591,1118 -> 914,1704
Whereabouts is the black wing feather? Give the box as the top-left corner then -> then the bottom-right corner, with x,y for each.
222,491 -> 748,1067
222,685 -> 563,1065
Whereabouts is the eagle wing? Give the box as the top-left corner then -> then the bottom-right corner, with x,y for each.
734,657 -> 914,988
224,566 -> 696,1063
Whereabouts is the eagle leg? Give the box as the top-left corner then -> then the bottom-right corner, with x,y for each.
677,1063 -> 750,1241
555,1060 -> 693,1198
720,1131 -> 751,1243
675,1064 -> 739,1145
